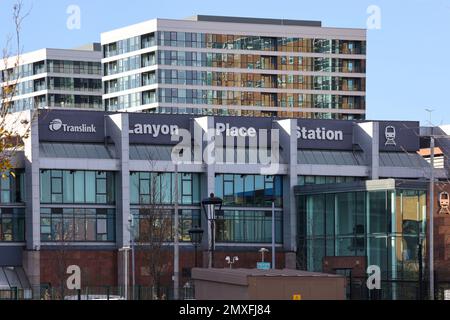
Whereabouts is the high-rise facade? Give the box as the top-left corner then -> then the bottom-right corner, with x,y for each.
0,44 -> 103,112
101,15 -> 366,119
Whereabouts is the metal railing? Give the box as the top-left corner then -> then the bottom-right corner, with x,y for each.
0,285 -> 195,300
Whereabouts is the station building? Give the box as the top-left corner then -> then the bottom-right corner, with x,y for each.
0,109 -> 449,299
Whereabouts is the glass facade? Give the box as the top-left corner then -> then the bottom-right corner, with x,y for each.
1,60 -> 45,81
47,60 -> 102,75
215,174 -> 283,207
216,210 -> 282,243
103,33 -> 155,57
1,58 -> 102,113
40,170 -> 115,204
48,77 -> 102,92
130,208 -> 201,242
214,174 -> 283,244
47,94 -> 102,110
157,51 -> 365,73
0,208 -> 25,242
40,208 -> 115,242
157,68 -> 364,91
130,172 -> 201,243
297,187 -> 427,298
0,171 -> 25,204
130,172 -> 201,205
39,170 -> 116,243
156,32 -> 366,54
101,28 -> 365,119
0,172 -> 26,242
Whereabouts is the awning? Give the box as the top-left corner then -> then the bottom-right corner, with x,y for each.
298,150 -> 365,166
39,142 -> 116,159
0,267 -> 30,290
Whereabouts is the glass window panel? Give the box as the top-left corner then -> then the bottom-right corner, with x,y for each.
85,171 -> 96,203
325,194 -> 335,237
97,219 -> 107,234
130,172 -> 139,204
368,236 -> 388,280
74,215 -> 86,241
161,173 -> 172,204
369,191 -> 387,233
96,178 -> 106,194
63,171 -> 74,203
51,217 -> 63,241
336,237 -> 354,256
244,176 -> 255,205
192,174 -> 200,204
402,190 -> 419,235
86,216 -> 96,241
74,171 -> 85,203
40,170 -> 51,203
336,192 -> 355,236
234,175 -> 244,206
63,216 -> 74,241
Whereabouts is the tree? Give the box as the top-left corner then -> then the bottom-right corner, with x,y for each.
1,0 -> 34,177
134,170 -> 175,300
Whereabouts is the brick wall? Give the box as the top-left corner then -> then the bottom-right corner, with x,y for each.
40,249 -> 118,287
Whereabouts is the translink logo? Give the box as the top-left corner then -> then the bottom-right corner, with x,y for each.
49,119 -> 96,133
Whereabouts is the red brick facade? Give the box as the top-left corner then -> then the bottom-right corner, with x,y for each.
40,250 -> 118,287
39,248 -> 287,288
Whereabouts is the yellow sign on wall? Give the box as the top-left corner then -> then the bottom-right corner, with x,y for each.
292,294 -> 302,300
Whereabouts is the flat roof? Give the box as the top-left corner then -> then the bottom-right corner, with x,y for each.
186,15 -> 322,27
192,268 -> 343,286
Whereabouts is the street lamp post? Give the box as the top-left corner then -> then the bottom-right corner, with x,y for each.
225,256 -> 239,269
265,195 -> 276,270
201,193 -> 223,268
128,215 -> 136,300
188,226 -> 204,268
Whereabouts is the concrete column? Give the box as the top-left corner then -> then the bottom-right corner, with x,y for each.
24,110 -> 40,250
194,116 -> 215,264
23,110 -> 41,287
353,122 -> 380,180
276,119 -> 297,269
106,113 -> 130,287
22,251 -> 40,293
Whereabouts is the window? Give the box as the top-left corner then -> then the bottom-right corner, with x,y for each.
40,170 -> 115,204
215,210 -> 282,243
40,208 -> 115,242
0,171 -> 25,204
130,208 -> 200,242
0,208 -> 25,242
215,174 -> 282,207
130,172 -> 201,205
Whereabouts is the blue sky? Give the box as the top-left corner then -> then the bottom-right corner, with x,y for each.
1,0 -> 449,125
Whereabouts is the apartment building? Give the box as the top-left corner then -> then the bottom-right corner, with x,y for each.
101,15 -> 366,119
0,44 -> 103,112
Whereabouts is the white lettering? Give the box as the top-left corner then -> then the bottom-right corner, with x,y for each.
296,126 -> 344,141
215,123 -> 257,138
131,124 -> 180,138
